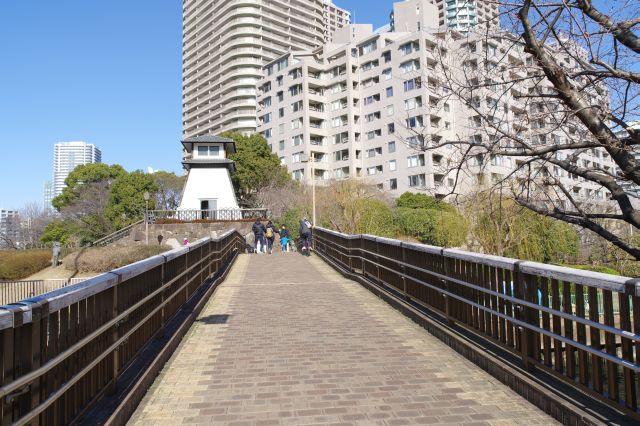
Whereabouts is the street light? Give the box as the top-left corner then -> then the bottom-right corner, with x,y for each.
302,152 -> 317,226
143,191 -> 150,246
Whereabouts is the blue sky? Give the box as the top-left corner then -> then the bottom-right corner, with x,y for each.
0,0 -> 382,209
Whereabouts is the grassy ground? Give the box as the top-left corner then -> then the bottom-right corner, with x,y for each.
61,245 -> 171,274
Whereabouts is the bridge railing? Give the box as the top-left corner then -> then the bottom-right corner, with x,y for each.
0,229 -> 245,425
0,278 -> 92,305
149,208 -> 268,223
314,227 -> 640,416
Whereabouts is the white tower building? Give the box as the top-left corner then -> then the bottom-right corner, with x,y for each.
178,136 -> 239,215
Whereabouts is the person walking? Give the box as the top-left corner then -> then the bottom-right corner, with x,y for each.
279,224 -> 290,252
252,218 -> 266,254
299,216 -> 313,256
265,220 -> 277,254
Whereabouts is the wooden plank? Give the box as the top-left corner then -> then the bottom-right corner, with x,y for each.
498,268 -> 507,344
562,281 -> 576,380
540,278 -> 552,367
550,279 -> 563,373
587,287 -> 603,394
575,284 -> 589,386
618,292 -> 637,411
1,328 -> 15,426
602,290 -> 618,402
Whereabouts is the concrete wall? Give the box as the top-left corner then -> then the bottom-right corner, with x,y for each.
124,222 -> 256,248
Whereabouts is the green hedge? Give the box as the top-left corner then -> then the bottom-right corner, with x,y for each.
0,250 -> 52,280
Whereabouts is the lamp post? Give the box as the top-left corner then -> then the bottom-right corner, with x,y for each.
311,152 -> 316,226
143,191 -> 150,246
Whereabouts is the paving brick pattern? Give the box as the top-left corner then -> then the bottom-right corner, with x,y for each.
129,253 -> 554,425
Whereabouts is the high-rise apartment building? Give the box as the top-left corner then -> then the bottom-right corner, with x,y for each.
256,3 -> 614,204
323,1 -> 351,42
391,0 -> 499,33
0,209 -> 20,248
51,142 -> 102,201
182,0 -> 349,139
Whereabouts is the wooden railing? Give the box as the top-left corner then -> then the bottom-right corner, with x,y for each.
313,227 -> 640,418
149,208 -> 268,223
0,278 -> 92,305
0,229 -> 245,425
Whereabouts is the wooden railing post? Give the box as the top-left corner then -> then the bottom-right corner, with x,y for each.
442,251 -> 455,326
109,277 -> 120,395
513,262 -> 535,372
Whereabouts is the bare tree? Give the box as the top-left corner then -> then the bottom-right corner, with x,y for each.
19,202 -> 52,247
406,0 -> 640,258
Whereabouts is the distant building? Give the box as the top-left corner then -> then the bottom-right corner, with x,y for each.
50,141 -> 101,206
182,0 -> 349,138
43,181 -> 54,211
323,0 -> 351,42
390,0 -> 499,33
0,209 -> 20,248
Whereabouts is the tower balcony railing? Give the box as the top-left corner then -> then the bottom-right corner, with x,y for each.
148,209 -> 268,223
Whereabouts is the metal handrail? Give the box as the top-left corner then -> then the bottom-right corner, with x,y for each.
90,219 -> 145,247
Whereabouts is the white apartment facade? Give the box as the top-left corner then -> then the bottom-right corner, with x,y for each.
256,1 -> 616,205
51,142 -> 102,201
182,0 -> 350,138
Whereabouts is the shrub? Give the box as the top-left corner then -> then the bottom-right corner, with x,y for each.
560,264 -> 621,276
396,192 -> 456,213
0,250 -> 52,280
354,199 -> 395,237
395,208 -> 467,247
63,245 -> 171,273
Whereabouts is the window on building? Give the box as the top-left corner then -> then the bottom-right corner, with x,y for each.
292,151 -> 303,163
263,128 -> 273,138
291,118 -> 303,129
390,178 -> 398,190
386,105 -> 394,116
388,141 -> 396,153
382,51 -> 391,62
292,134 -> 303,146
279,107 -> 285,118
292,100 -> 303,112
263,97 -> 272,108
262,112 -> 272,124
278,123 -> 284,135
387,123 -> 395,134
389,160 -> 397,171
386,87 -> 394,97
279,140 -> 285,151
197,145 -> 220,157
407,154 -> 425,168
408,173 -> 426,187
382,68 -> 392,80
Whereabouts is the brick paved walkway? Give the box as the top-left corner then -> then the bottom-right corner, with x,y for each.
129,253 -> 554,425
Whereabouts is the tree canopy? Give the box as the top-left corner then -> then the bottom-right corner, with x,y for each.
222,132 -> 290,203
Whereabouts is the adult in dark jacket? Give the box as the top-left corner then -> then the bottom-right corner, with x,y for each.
265,220 -> 278,254
299,217 -> 313,256
252,219 -> 267,253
